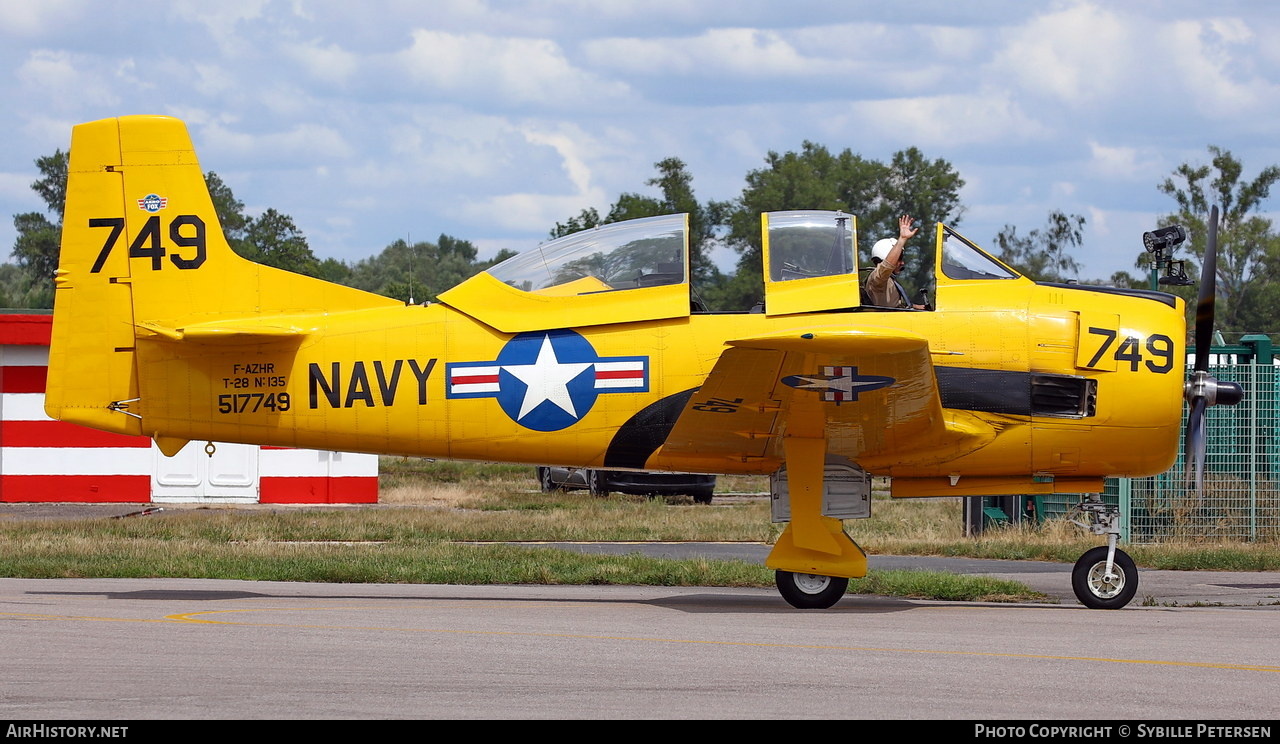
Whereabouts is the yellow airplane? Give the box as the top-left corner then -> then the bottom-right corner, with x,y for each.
45,115 -> 1243,610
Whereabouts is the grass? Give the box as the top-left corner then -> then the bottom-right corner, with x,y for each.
2,457 -> 1278,603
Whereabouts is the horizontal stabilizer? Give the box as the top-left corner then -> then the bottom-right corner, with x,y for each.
136,317 -> 315,344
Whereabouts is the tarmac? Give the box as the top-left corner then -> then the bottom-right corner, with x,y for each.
2,501 -> 1278,608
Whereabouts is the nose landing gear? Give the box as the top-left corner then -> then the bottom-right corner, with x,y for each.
1069,495 -> 1139,609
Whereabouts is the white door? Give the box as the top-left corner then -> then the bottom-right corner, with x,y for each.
152,440 -> 259,503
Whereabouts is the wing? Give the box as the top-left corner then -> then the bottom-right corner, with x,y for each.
654,327 -> 995,473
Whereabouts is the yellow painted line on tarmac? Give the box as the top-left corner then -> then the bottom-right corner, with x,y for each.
0,611 -> 178,624
4,607 -> 1278,674
459,541 -> 767,545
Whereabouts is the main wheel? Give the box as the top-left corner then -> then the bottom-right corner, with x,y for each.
775,570 -> 849,609
586,469 -> 610,498
537,467 -> 556,493
1072,546 -> 1138,609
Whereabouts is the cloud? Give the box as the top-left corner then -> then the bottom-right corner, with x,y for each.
460,125 -> 610,231
373,110 -> 546,184
0,172 -> 38,204
522,129 -> 598,197
1087,141 -> 1162,181
466,191 -> 607,233
2,0 -> 1277,286
584,27 -> 820,77
992,2 -> 1139,105
16,50 -> 121,111
170,0 -> 270,56
1168,17 -> 1280,121
282,40 -> 360,86
393,29 -> 631,107
197,121 -> 353,165
851,90 -> 1051,147
991,2 -> 1280,130
0,0 -> 82,37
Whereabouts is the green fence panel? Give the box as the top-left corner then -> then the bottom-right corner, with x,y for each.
1115,357 -> 1280,543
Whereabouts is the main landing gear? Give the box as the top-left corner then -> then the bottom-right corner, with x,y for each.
775,570 -> 850,609
1069,495 -> 1138,609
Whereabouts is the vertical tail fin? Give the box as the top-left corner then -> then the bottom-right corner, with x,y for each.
45,115 -> 396,439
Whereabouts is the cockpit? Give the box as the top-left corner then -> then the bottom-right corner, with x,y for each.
436,210 -> 1024,332
486,214 -> 688,295
939,227 -> 1019,282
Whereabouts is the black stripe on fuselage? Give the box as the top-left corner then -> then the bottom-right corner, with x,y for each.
935,367 -> 1034,416
603,388 -> 698,469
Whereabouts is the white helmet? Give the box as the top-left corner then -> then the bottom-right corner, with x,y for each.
872,238 -> 897,263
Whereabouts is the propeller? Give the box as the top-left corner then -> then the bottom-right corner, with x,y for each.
1183,205 -> 1244,493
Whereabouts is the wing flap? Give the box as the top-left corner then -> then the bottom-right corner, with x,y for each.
654,327 -> 994,472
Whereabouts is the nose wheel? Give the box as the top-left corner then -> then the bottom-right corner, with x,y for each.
775,570 -> 849,609
1072,546 -> 1138,609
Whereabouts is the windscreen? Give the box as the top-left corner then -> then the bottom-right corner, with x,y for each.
487,214 -> 688,294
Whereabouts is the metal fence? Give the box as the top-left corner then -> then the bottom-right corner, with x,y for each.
1118,358 -> 1280,543
1004,337 -> 1279,543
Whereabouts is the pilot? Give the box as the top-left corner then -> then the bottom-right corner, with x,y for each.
865,214 -> 929,310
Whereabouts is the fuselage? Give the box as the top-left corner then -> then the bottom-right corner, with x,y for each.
133,277 -> 1186,481
41,119 -> 1186,490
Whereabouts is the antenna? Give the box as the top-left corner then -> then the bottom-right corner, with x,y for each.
407,233 -> 415,305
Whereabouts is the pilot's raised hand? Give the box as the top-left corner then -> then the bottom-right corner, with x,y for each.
899,214 -> 919,240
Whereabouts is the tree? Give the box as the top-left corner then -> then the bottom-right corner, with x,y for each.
1156,145 -> 1280,336
1106,270 -> 1146,290
7,150 -> 69,308
10,212 -> 60,290
238,208 -> 320,277
993,210 -> 1084,282
316,257 -> 353,285
343,234 -> 505,303
550,207 -> 602,238
610,157 -> 727,287
552,158 -> 728,295
30,151 -> 68,220
0,263 -> 47,308
203,173 -> 323,279
206,172 -> 250,244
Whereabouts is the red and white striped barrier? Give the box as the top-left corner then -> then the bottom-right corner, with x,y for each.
1,313 -> 377,504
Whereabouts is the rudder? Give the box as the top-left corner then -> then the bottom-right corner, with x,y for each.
46,117 -> 143,435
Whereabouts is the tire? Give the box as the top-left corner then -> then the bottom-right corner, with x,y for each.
775,570 -> 849,609
536,467 -> 556,493
1072,546 -> 1138,609
586,469 -> 610,498
692,489 -> 714,505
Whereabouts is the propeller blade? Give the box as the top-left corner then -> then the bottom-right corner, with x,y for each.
1185,395 -> 1207,495
1194,205 -> 1219,372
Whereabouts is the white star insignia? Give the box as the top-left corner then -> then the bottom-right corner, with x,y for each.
503,335 -> 592,420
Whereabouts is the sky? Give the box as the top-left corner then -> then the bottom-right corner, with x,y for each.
3,0 -> 1279,282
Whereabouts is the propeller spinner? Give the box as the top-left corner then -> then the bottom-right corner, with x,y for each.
1184,205 -> 1245,493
